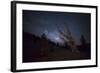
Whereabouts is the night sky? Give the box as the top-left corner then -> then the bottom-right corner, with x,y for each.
23,10 -> 91,45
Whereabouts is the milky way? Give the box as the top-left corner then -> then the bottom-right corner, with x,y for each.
23,10 -> 91,45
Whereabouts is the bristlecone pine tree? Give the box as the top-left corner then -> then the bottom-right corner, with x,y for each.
57,23 -> 79,52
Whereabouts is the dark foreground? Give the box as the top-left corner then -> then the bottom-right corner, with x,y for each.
23,32 -> 90,63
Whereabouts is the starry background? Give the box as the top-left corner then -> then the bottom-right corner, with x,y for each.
23,10 -> 91,45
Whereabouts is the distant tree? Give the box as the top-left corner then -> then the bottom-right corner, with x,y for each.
80,35 -> 87,45
41,33 -> 47,39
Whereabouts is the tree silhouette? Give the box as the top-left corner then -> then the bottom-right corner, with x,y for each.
80,35 -> 87,45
